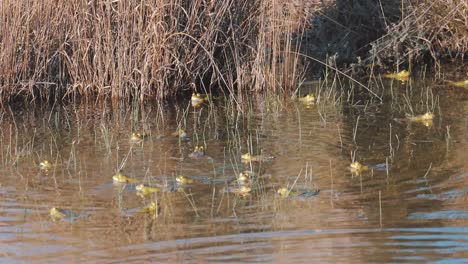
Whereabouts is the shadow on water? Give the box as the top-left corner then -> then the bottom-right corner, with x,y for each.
0,76 -> 468,263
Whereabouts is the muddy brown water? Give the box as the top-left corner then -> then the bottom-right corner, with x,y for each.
0,79 -> 467,263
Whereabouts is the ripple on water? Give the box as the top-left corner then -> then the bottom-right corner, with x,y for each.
1,83 -> 468,263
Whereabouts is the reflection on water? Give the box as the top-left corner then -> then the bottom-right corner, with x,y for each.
0,79 -> 467,263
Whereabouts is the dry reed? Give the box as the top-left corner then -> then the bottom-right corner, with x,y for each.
0,0 -> 313,103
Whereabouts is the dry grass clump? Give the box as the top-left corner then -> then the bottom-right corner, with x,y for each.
301,0 -> 402,67
370,0 -> 468,68
0,0 -> 315,103
301,0 -> 466,73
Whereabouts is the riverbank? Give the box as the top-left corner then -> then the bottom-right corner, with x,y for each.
0,0 -> 466,104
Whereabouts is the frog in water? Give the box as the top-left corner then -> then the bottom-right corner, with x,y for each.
229,185 -> 252,196
172,129 -> 188,139
130,132 -> 147,142
298,93 -> 316,105
176,175 -> 194,185
191,93 -> 209,107
113,170 -> 137,184
138,202 -> 159,215
446,79 -> 468,87
241,153 -> 275,163
189,146 -> 205,159
277,187 -> 320,198
406,112 -> 434,122
383,70 -> 410,81
39,160 -> 53,170
49,207 -> 80,221
136,184 -> 161,196
349,161 -> 370,175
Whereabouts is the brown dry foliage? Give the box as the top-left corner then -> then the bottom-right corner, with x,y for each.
0,0 -> 313,103
369,0 -> 467,68
300,0 -> 466,72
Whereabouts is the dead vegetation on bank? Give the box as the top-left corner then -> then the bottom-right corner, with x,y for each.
304,0 -> 467,72
0,0 -> 311,102
0,0 -> 466,104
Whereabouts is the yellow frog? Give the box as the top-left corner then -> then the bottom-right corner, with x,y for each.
130,132 -> 147,142
277,187 -> 320,198
350,161 -> 369,173
138,202 -> 159,214
136,184 -> 161,196
176,175 -> 194,184
172,129 -> 188,139
230,185 -> 252,196
39,160 -> 53,170
277,187 -> 291,197
383,70 -> 410,80
189,146 -> 205,159
407,112 -> 434,122
50,207 -> 67,219
191,93 -> 208,105
298,93 -> 316,105
241,153 -> 274,163
112,171 -> 137,184
446,80 -> 468,87
237,172 -> 250,184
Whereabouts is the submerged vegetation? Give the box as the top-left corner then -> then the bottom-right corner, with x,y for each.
0,0 -> 466,104
0,72 -> 467,261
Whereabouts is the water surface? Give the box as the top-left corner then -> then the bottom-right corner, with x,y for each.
1,78 -> 467,263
